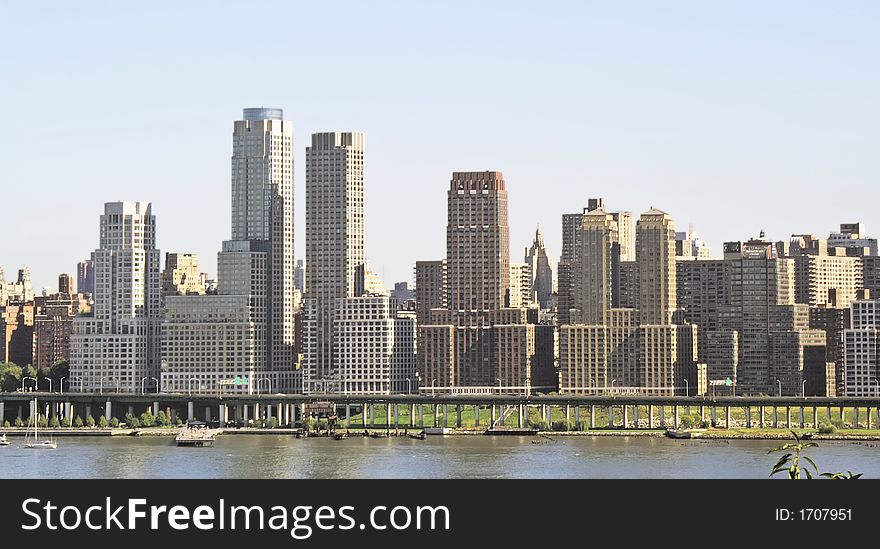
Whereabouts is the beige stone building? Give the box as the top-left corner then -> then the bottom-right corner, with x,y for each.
162,253 -> 206,298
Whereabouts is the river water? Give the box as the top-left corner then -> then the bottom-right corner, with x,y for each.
1,435 -> 878,479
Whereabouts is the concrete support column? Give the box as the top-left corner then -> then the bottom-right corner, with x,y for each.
490,405 -> 496,427
854,407 -> 860,429
648,404 -> 654,429
812,407 -> 817,428
725,406 -> 731,429
394,404 -> 400,428
518,405 -> 524,428
456,405 -> 462,428
0,401 -> 4,423
443,404 -> 449,427
243,404 -> 249,424
386,404 -> 392,428
839,406 -> 845,425
633,405 -> 640,428
711,406 -> 717,426
266,404 -> 273,421
418,405 -> 424,427
29,399 -> 36,421
800,407 -> 806,429
219,404 -> 226,425
574,406 -> 580,430
565,405 -> 571,426
759,406 -> 765,428
434,404 -> 440,427
826,405 -> 832,424
624,405 -> 630,429
542,405 -> 549,423
746,407 -> 752,428
785,407 -> 791,428
474,405 -> 480,427
700,405 -> 705,423
673,405 -> 679,429
659,405 -> 666,427
345,404 -> 351,429
204,407 -> 211,422
607,405 -> 614,428
867,408 -> 872,430
153,401 -> 159,415
105,401 -> 112,421
773,406 -> 778,428
64,402 -> 72,421
590,405 -> 596,429
369,404 -> 375,427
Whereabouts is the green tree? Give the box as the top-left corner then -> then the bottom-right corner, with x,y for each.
268,416 -> 278,429
97,415 -> 108,428
0,361 -> 23,392
109,417 -> 119,428
14,417 -> 23,427
87,415 -> 96,428
156,410 -> 170,427
2,420 -> 9,428
139,410 -> 155,428
49,417 -> 60,428
38,416 -> 49,428
125,412 -> 140,429
60,418 -> 71,428
74,416 -> 84,428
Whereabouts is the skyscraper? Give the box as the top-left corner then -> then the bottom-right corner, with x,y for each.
162,108 -> 297,396
230,107 -> 294,374
71,202 -> 161,392
77,258 -> 95,296
446,171 -> 509,313
524,227 -> 554,309
303,132 -> 365,393
636,209 -> 676,325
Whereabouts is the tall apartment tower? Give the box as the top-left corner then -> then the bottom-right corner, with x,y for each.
71,202 -> 161,392
572,209 -> 620,325
844,297 -> 880,396
230,107 -> 294,374
636,209 -> 677,325
446,171 -> 509,312
77,258 -> 95,296
303,132 -> 365,393
414,260 -> 446,326
524,227 -> 554,309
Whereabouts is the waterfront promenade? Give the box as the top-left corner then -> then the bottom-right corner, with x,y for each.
3,391 -> 880,433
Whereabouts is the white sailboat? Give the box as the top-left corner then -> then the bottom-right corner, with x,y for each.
0,433 -> 9,446
25,399 -> 58,449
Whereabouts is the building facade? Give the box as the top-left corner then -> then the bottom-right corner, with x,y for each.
303,132 -> 365,394
71,202 -> 161,393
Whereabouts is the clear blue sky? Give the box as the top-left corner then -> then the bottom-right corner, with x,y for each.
2,1 -> 878,291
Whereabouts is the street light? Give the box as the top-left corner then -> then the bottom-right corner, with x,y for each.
70,376 -> 82,393
151,376 -> 159,394
431,379 -> 437,397
776,379 -> 782,397
188,377 -> 199,396
44,377 -> 53,393
100,377 -> 106,395
22,376 -> 37,392
141,376 -> 148,395
60,376 -> 66,395
405,377 -> 411,395
611,379 -> 617,396
801,379 -> 807,399
683,378 -> 689,397
496,378 -> 501,396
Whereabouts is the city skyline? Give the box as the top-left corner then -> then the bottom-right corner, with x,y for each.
4,1 -> 879,291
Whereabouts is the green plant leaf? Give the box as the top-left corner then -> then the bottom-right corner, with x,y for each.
804,468 -> 813,479
802,456 -> 819,472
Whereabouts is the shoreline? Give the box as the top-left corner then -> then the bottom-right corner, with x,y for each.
4,426 -> 880,441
